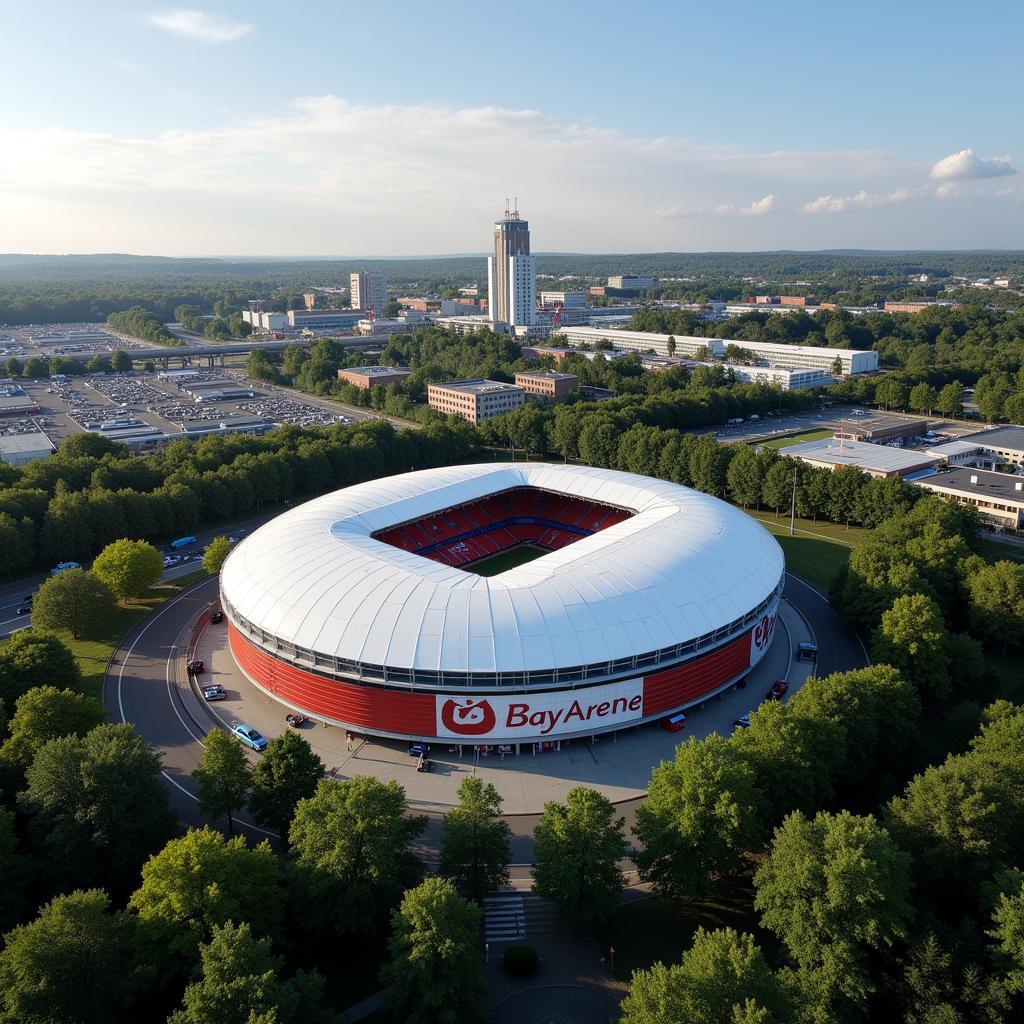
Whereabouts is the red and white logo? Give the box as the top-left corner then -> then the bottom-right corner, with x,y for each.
439,697 -> 497,736
749,605 -> 779,665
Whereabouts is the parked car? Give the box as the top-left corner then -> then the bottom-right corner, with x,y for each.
202,684 -> 226,701
408,742 -> 430,757
766,679 -> 789,701
210,610 -> 223,624
187,659 -> 205,674
734,713 -> 751,729
232,724 -> 267,752
796,642 -> 818,662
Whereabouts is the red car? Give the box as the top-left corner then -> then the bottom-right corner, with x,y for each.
766,679 -> 788,701
661,712 -> 687,733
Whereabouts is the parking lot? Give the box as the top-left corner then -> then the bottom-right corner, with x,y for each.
0,321 -> 149,358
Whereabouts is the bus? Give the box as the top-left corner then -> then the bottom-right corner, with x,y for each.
170,536 -> 198,550
51,561 -> 81,575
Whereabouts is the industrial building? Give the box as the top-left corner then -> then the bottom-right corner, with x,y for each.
427,379 -> 525,425
834,415 -> 926,444
287,310 -> 363,331
954,426 -> 1024,468
514,371 -> 578,400
219,463 -> 784,745
914,468 -> 1024,529
0,431 -> 55,466
776,437 -> 943,479
337,366 -> 413,390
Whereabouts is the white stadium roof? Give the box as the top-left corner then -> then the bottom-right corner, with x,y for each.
220,463 -> 784,676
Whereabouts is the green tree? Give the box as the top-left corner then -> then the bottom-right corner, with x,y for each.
0,889 -> 142,1024
247,729 -> 324,841
533,786 -> 627,928
193,729 -> 252,835
439,776 -> 512,902
21,723 -> 175,894
0,685 -> 105,772
760,459 -> 795,515
0,631 -> 81,707
30,568 -> 115,639
0,810 -> 29,931
754,810 -> 912,1013
110,349 -> 133,372
689,434 -> 731,496
619,927 -> 791,1024
168,921 -> 331,1024
909,382 -> 939,414
203,536 -> 233,575
966,560 -> 1024,654
130,827 -> 285,970
876,377 -> 909,411
726,445 -> 765,508
91,538 -> 163,599
831,355 -> 844,378
380,878 -> 484,1024
936,381 -> 964,418
990,877 -> 1024,993
871,592 -> 951,695
634,734 -> 759,899
288,777 -> 427,934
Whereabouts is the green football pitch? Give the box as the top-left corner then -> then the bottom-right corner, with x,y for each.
466,545 -> 547,576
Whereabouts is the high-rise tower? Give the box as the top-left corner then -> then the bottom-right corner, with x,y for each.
487,201 -> 536,327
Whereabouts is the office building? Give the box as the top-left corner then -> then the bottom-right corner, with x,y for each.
776,438 -> 942,479
350,271 -> 388,317
952,426 -> 1024,468
286,310 -> 363,331
558,327 -> 724,359
337,366 -> 413,390
515,371 -> 578,400
540,290 -> 587,308
242,310 -> 289,332
427,379 -> 525,425
487,204 -> 536,327
834,415 -> 926,444
608,275 -> 657,291
723,365 -> 831,391
914,468 -> 1024,529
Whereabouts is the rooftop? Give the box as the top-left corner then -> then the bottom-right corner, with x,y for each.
0,431 -> 55,454
917,467 -> 1024,503
430,379 -> 523,395
923,439 -> 989,457
343,365 -> 412,377
516,371 -> 578,380
777,437 -> 943,473
959,426 -> 1024,454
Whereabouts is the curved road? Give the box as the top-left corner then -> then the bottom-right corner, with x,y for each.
102,571 -> 867,866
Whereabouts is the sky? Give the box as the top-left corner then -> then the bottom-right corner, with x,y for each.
2,0 -> 1023,256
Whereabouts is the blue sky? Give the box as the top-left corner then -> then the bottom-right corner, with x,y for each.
2,0 -> 1022,255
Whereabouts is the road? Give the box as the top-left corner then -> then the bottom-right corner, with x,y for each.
100,568 -> 867,867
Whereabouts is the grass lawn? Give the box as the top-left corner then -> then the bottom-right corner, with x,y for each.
976,539 -> 1024,564
598,881 -> 769,982
468,545 -> 546,576
755,427 -> 837,450
746,512 -> 864,590
56,571 -> 207,701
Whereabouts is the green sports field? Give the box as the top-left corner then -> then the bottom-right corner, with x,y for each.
755,427 -> 837,449
467,545 -> 547,576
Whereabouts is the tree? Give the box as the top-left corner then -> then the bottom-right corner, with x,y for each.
30,568 -> 115,639
380,878 -> 485,1024
20,723 -> 175,893
193,729 -> 252,834
0,889 -> 142,1024
871,592 -> 951,695
130,827 -> 285,970
689,434 -> 730,496
91,538 -> 163,599
532,786 -> 627,928
966,560 -> 1024,654
439,777 -> 511,902
990,877 -> 1024,993
619,928 -> 791,1024
754,810 -> 912,1013
110,349 -> 133,372
761,459 -> 795,515
0,810 -> 29,931
634,734 -> 759,899
831,355 -> 844,378
168,921 -> 331,1024
876,377 -> 909,411
909,382 -> 939,414
0,685 -> 105,771
288,777 -> 427,934
936,381 -> 964,418
203,536 -> 233,575
0,630 -> 81,707
667,335 -> 677,357
726,445 -> 765,509
247,729 -> 324,841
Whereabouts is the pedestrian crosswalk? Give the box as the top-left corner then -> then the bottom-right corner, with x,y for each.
483,889 -> 561,944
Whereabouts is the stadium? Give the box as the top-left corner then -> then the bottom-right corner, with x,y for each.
219,463 -> 785,748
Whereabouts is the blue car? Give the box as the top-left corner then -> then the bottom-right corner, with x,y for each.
232,724 -> 267,752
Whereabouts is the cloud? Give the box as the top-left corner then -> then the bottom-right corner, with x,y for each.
930,148 -> 1016,181
803,187 -> 921,214
739,194 -> 775,216
148,8 -> 253,43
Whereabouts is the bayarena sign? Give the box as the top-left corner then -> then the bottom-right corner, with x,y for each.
220,464 -> 786,745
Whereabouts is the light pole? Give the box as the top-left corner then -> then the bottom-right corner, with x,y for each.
789,465 -> 798,536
